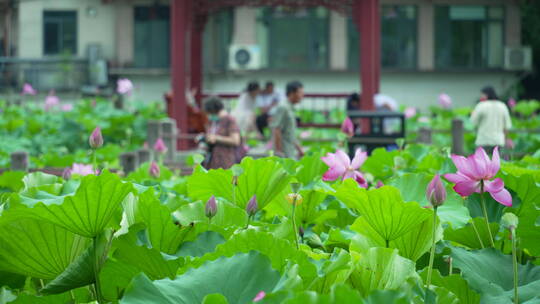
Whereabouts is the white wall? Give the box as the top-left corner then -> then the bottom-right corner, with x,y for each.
18,0 -> 115,59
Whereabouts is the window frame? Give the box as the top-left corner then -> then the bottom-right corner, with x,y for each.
43,10 -> 78,56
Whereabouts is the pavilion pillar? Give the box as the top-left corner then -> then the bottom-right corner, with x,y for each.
355,0 -> 380,111
171,0 -> 189,150
191,14 -> 207,107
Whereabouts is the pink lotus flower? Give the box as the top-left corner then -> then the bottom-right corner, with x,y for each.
149,161 -> 160,178
321,149 -> 368,188
438,93 -> 452,109
444,147 -> 512,206
70,163 -> 96,176
44,91 -> 60,111
253,291 -> 266,302
341,117 -> 354,137
117,78 -> 134,95
404,107 -> 417,118
426,174 -> 446,207
61,103 -> 74,112
89,127 -> 104,149
300,130 -> 312,139
507,98 -> 516,108
153,138 -> 167,154
21,83 -> 37,95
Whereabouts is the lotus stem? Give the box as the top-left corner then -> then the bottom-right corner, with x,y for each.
93,237 -> 103,303
291,198 -> 299,250
92,150 -> 97,173
511,228 -> 518,304
426,206 -> 438,290
448,257 -> 453,275
479,187 -> 495,247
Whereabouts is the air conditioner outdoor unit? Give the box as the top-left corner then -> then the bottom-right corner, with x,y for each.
504,46 -> 532,71
229,44 -> 261,70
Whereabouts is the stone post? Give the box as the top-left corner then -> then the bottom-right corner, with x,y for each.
147,120 -> 161,149
418,127 -> 432,144
160,118 -> 178,163
11,151 -> 29,171
137,148 -> 151,165
119,152 -> 138,175
452,119 -> 465,155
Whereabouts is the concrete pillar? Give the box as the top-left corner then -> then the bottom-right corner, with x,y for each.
137,148 -> 151,165
120,152 -> 138,175
505,3 -> 521,47
452,119 -> 464,155
232,7 -> 257,45
11,151 -> 28,171
115,3 -> 134,66
418,3 -> 434,71
147,120 -> 161,149
160,118 -> 178,163
330,11 -> 347,70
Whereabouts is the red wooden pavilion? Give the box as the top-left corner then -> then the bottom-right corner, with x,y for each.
173,0 -> 380,149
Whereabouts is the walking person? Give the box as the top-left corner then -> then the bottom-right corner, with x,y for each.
471,86 -> 512,154
231,81 -> 262,137
201,97 -> 241,169
270,81 -> 304,159
256,81 -> 281,136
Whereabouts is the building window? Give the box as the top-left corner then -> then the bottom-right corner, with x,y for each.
134,6 -> 170,68
203,9 -> 234,71
43,11 -> 77,55
261,7 -> 329,70
435,6 -> 504,69
348,5 -> 417,69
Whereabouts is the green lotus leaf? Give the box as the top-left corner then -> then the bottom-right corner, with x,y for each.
444,217 -> 498,249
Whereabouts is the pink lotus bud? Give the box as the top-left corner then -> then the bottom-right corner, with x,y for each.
438,93 -> 452,109
246,195 -> 258,217
149,161 -> 160,178
253,291 -> 266,302
376,181 -> 384,188
507,98 -> 516,108
62,167 -> 72,180
426,174 -> 446,207
404,107 -> 416,118
153,138 -> 167,154
341,117 -> 354,136
61,103 -> 73,112
21,83 -> 37,95
44,92 -> 60,111
205,195 -> 218,219
89,127 -> 103,149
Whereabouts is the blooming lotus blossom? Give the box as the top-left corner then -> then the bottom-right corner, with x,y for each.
444,147 -> 512,206
153,138 -> 167,154
321,149 -> 368,188
44,92 -> 60,111
246,195 -> 258,217
89,127 -> 104,149
426,174 -> 446,207
341,117 -> 354,137
205,195 -> 218,219
61,103 -> 74,112
438,93 -> 452,109
117,78 -> 134,95
507,98 -> 516,108
70,163 -> 95,176
149,161 -> 160,178
404,107 -> 417,118
253,291 -> 266,302
21,83 -> 37,95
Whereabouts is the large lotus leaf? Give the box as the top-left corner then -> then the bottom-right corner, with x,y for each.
99,260 -> 140,302
349,247 -> 418,297
0,218 -> 90,279
120,252 -> 281,304
177,231 -> 226,258
419,269 -> 481,304
0,287 -> 16,304
0,171 -> 25,192
389,173 -> 471,228
113,224 -> 185,280
451,247 -> 540,303
188,157 -> 292,210
444,217 -> 498,249
335,181 -> 431,242
135,189 -> 201,254
6,293 -> 72,304
503,173 -> 540,256
126,162 -> 174,182
7,170 -> 133,237
173,199 -> 248,229
350,213 -> 442,262
261,284 -> 365,304
308,249 -> 352,293
181,229 -> 317,286
294,189 -> 333,226
41,231 -> 111,294
21,172 -> 60,190
361,148 -> 399,180
295,152 -> 327,186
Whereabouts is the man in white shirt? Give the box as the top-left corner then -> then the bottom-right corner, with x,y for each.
256,81 -> 281,136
